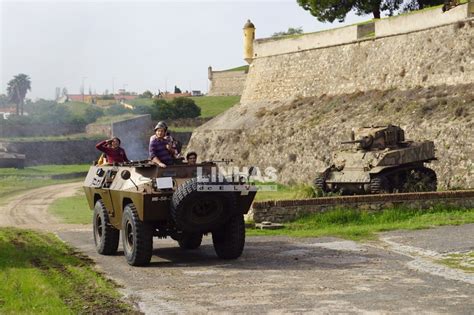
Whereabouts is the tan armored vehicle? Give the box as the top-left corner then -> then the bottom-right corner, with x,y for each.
314,125 -> 437,195
83,160 -> 256,266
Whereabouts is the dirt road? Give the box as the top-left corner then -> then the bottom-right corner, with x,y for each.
2,184 -> 474,314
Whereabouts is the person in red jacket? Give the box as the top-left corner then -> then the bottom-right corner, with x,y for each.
95,137 -> 129,164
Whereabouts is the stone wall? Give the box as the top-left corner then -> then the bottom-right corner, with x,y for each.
208,69 -> 247,96
86,123 -> 111,137
250,191 -> 474,223
375,3 -> 473,37
111,115 -> 153,161
0,140 -> 99,165
241,20 -> 473,103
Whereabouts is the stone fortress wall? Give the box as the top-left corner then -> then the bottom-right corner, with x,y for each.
188,3 -> 474,189
243,3 -> 473,102
207,66 -> 248,96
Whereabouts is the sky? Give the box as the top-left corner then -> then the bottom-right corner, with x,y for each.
1,0 -> 369,99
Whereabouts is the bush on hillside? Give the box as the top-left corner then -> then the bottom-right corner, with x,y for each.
105,104 -> 132,116
151,97 -> 200,120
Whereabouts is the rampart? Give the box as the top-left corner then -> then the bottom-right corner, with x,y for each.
188,4 -> 474,189
208,66 -> 247,96
242,4 -> 473,103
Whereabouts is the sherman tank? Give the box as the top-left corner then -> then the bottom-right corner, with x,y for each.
83,159 -> 256,266
314,125 -> 437,195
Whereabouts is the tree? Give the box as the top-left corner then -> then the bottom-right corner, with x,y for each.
170,97 -> 201,119
272,27 -> 303,37
140,90 -> 153,98
7,73 -> 31,115
297,0 -> 444,22
151,97 -> 200,120
174,86 -> 182,94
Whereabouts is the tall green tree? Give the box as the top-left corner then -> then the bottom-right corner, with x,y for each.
7,73 -> 31,115
297,0 -> 444,22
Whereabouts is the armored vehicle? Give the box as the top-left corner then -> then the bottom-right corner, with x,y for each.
0,149 -> 25,169
83,160 -> 256,266
314,125 -> 437,195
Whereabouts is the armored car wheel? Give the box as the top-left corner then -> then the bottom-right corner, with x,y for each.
93,200 -> 119,255
313,173 -> 328,195
178,233 -> 203,250
121,203 -> 153,266
212,214 -> 245,259
172,177 -> 237,232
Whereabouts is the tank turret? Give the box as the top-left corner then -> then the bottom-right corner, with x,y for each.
314,125 -> 437,195
341,125 -> 406,150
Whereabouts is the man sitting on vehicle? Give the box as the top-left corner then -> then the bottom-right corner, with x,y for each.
95,137 -> 129,164
149,121 -> 175,168
186,152 -> 197,165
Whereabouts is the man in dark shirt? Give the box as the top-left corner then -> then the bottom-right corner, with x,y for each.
95,137 -> 129,164
149,121 -> 174,167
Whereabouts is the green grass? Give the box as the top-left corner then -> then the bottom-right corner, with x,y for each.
169,126 -> 196,132
49,189 -> 91,224
125,98 -> 154,107
0,164 -> 90,203
95,113 -> 138,123
127,96 -> 240,118
65,101 -> 93,116
248,205 -> 474,240
0,133 -> 104,142
222,65 -> 249,72
254,183 -> 316,202
0,228 -> 134,313
439,251 -> 474,273
190,96 -> 240,118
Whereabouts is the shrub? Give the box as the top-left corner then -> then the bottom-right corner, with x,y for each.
105,104 -> 131,116
151,97 -> 200,120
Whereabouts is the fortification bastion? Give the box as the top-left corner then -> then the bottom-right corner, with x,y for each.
189,7 -> 474,189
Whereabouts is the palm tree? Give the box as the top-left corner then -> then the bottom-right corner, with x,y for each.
7,74 -> 31,116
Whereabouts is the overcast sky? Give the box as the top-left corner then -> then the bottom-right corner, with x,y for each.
1,0 -> 368,99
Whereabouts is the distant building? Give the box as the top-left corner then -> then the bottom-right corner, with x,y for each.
191,90 -> 203,96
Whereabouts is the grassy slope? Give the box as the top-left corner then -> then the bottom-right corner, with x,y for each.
127,96 -> 241,118
0,228 -> 134,313
190,96 -> 240,118
0,164 -> 90,202
248,205 -> 474,240
49,189 -> 91,224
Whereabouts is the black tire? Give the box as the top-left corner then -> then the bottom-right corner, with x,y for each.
178,233 -> 203,250
370,175 -> 391,194
212,214 -> 245,259
121,203 -> 153,266
93,200 -> 119,255
313,173 -> 327,194
420,167 -> 437,192
171,178 -> 237,232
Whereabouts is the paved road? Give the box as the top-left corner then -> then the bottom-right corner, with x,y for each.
2,183 -> 473,314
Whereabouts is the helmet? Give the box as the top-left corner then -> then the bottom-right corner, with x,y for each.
154,121 -> 168,131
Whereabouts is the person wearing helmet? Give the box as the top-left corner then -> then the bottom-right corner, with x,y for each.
149,121 -> 174,167
95,137 -> 129,164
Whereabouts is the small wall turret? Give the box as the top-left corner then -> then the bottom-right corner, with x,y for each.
243,19 -> 255,64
